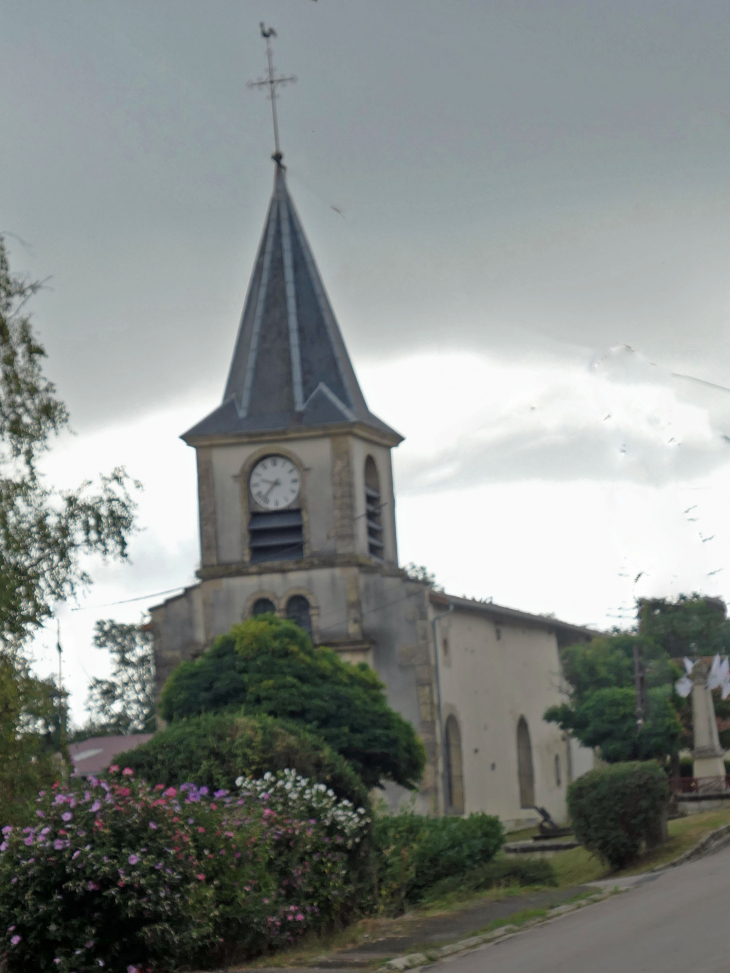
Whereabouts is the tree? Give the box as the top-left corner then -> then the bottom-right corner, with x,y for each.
638,594 -> 730,658
545,633 -> 682,763
638,594 -> 730,750
0,652 -> 67,823
0,238 -> 139,646
84,620 -> 156,735
0,237 -> 139,814
160,615 -> 426,791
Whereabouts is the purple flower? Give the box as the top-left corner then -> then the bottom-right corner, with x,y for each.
198,786 -> 209,795
148,822 -> 157,830
85,940 -> 94,948
1,826 -> 12,835
128,854 -> 139,865
53,840 -> 65,851
90,801 -> 101,813
0,842 -> 6,852
61,812 -> 72,822
87,881 -> 99,891
23,837 -> 33,847
36,810 -> 45,819
10,935 -> 20,946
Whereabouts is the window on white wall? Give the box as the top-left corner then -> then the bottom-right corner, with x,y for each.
517,717 -> 535,808
444,715 -> 465,814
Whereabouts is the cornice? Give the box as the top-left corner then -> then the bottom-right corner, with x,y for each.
182,420 -> 402,451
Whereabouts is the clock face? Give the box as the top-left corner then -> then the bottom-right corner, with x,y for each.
249,455 -> 301,510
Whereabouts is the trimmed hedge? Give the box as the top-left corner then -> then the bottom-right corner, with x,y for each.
567,761 -> 668,870
116,710 -> 370,810
419,857 -> 557,904
373,811 -> 504,912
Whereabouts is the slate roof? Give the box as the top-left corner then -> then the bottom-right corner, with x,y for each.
68,734 -> 154,776
184,164 -> 402,444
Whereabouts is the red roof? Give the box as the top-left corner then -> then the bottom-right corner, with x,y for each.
68,735 -> 154,776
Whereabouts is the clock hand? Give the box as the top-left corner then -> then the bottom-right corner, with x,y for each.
263,478 -> 280,499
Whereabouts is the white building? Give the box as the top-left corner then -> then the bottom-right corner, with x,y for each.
150,158 -> 594,829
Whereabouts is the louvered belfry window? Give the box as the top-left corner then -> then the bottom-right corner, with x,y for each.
248,511 -> 304,563
364,456 -> 384,559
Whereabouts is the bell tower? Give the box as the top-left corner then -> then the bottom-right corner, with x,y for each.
183,161 -> 402,586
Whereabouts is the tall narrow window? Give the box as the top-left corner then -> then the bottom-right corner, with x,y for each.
364,456 -> 384,559
286,595 -> 312,636
252,597 -> 276,617
443,715 -> 465,814
554,754 -> 562,788
517,717 -> 535,808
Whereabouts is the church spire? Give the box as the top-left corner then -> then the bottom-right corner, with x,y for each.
184,26 -> 400,445
184,164 -> 401,444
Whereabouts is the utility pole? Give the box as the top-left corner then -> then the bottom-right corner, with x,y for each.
633,642 -> 645,729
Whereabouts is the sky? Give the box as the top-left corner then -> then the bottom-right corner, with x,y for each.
3,0 -> 730,723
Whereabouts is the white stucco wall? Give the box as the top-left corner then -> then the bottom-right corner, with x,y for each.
433,608 -> 571,829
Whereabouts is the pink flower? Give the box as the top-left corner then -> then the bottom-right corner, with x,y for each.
36,810 -> 45,818
87,881 -> 99,891
109,765 -> 119,773
61,812 -> 72,822
195,873 -> 205,881
10,935 -> 20,945
90,801 -> 101,813
296,913 -> 304,921
149,822 -> 158,830
163,787 -> 177,798
128,854 -> 139,865
122,768 -> 133,776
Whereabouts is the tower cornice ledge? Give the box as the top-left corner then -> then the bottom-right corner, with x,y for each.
182,419 -> 402,451
196,554 -> 408,581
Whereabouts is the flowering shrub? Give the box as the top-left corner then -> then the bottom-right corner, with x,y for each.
0,768 -> 371,972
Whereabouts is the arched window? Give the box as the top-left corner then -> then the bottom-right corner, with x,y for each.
286,595 -> 312,636
364,456 -> 384,559
517,717 -> 535,808
251,597 -> 276,617
554,754 -> 562,788
443,715 -> 465,814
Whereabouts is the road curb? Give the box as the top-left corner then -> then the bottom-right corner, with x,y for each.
378,891 -> 618,971
649,822 -> 730,873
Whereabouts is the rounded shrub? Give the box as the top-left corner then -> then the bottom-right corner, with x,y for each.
116,710 -> 369,809
567,760 -> 668,870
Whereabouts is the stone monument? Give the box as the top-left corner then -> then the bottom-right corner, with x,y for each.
691,660 -> 727,786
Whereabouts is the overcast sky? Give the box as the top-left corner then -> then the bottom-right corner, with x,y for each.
3,0 -> 730,722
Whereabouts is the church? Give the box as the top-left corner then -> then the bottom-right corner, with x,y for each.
150,156 -> 595,830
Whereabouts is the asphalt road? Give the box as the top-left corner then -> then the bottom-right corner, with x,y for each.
431,844 -> 730,973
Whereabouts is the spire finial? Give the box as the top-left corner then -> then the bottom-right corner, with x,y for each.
247,24 -> 297,166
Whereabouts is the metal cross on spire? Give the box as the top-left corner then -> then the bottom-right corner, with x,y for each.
247,24 -> 297,166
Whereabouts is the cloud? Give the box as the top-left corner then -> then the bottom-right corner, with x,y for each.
362,347 -> 730,493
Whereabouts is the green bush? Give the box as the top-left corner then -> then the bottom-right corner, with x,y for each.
420,856 -> 557,904
567,761 -> 668,870
373,810 -> 504,913
116,710 -> 370,809
159,616 -> 426,791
